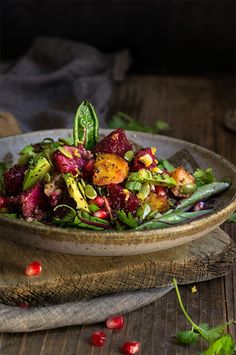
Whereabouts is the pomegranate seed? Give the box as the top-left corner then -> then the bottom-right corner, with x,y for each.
84,159 -> 95,172
19,303 -> 29,309
193,201 -> 205,211
0,196 -> 8,209
155,186 -> 167,197
106,316 -> 124,330
25,261 -> 42,276
93,209 -> 109,219
91,331 -> 106,347
91,196 -> 104,207
121,341 -> 140,354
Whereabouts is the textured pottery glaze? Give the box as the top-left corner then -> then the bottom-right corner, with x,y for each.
0,129 -> 236,256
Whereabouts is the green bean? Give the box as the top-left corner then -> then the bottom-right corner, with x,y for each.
175,182 -> 230,212
135,209 -> 212,230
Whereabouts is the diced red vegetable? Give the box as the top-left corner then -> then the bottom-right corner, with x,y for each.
20,183 -> 49,219
4,165 -> 27,196
131,148 -> 157,171
107,184 -> 140,215
53,145 -> 92,175
92,128 -> 133,157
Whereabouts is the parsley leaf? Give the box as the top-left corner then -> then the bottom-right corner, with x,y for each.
202,334 -> 235,355
226,212 -> 236,223
194,168 -> 216,187
172,278 -> 236,354
109,112 -> 170,134
117,210 -> 138,228
176,330 -> 199,344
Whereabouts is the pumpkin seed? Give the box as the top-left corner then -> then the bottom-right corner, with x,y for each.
85,184 -> 97,199
58,146 -> 73,159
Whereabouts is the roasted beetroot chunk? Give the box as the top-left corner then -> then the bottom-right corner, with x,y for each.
53,144 -> 92,175
4,165 -> 27,196
20,183 -> 49,219
107,184 -> 140,215
92,129 -> 133,157
131,147 -> 157,171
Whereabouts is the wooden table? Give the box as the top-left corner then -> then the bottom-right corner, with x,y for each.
1,74 -> 235,354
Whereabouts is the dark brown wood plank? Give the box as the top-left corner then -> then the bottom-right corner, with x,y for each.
1,74 -> 235,354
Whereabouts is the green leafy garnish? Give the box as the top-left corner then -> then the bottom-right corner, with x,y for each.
0,162 -> 7,194
158,159 -> 175,172
109,112 -> 170,134
194,168 -> 216,187
226,212 -> 236,223
128,169 -> 176,188
117,210 -> 138,228
73,100 -> 99,150
173,278 -> 236,354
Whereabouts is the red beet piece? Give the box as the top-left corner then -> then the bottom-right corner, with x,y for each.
106,316 -> 124,330
20,183 -> 49,219
4,164 -> 27,196
54,145 -> 92,175
91,331 -> 106,347
107,184 -> 140,215
92,129 -> 133,157
131,148 -> 157,171
121,341 -> 141,354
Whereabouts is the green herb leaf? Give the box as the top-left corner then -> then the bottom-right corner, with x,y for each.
226,212 -> 236,223
176,330 -> 200,345
128,169 -> 176,188
117,210 -> 138,228
158,159 -> 175,172
194,168 -> 216,187
202,334 -> 235,355
109,112 -> 170,134
73,100 -> 99,150
0,162 -> 7,194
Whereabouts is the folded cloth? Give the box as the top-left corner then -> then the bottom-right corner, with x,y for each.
0,287 -> 173,333
0,37 -> 130,132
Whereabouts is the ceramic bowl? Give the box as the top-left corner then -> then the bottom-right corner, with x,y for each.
0,129 -> 236,256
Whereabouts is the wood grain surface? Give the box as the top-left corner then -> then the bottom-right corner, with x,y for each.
0,74 -> 236,354
0,228 -> 234,306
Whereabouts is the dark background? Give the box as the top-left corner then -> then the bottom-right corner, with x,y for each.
0,0 -> 235,74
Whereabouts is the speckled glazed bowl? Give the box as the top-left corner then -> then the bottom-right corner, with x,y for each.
0,129 -> 236,256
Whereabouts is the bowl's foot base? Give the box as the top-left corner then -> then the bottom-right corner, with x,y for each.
0,228 -> 235,306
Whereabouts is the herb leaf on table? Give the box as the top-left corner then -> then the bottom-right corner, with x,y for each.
172,278 -> 236,354
109,112 -> 170,134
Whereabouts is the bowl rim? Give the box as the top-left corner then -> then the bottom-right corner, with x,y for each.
0,128 -> 236,245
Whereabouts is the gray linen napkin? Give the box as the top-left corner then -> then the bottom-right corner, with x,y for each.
0,37 -> 130,131
0,287 -> 173,333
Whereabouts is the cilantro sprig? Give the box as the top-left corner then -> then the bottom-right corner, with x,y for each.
194,168 -> 216,187
117,210 -> 138,228
173,278 -> 236,354
109,112 -> 170,134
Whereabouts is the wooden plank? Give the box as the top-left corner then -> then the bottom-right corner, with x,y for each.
0,228 -> 234,306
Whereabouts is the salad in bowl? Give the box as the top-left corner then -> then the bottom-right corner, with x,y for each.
0,101 -> 230,233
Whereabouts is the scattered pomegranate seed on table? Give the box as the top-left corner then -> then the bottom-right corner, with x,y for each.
19,303 -> 29,309
106,316 -> 124,330
121,341 -> 141,354
25,261 -> 42,276
91,331 -> 106,347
